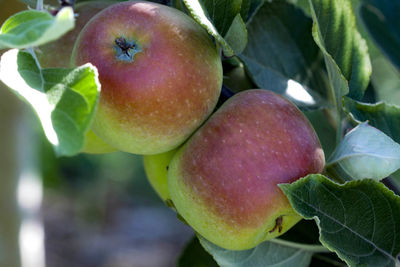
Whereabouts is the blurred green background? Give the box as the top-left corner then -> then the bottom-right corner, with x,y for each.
40,142 -> 194,267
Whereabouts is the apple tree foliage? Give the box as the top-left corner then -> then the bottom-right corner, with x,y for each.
1,0 -> 400,266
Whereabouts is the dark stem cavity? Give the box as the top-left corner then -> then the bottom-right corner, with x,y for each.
114,37 -> 140,62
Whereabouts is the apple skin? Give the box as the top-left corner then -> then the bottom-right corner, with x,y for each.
83,129 -> 116,154
143,149 -> 177,201
37,1 -> 117,154
38,1 -> 116,68
72,1 -> 223,155
168,89 -> 325,250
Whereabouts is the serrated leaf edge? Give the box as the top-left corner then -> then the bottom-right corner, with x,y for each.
280,175 -> 400,266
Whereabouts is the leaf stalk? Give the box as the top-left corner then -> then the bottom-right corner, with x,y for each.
269,238 -> 331,253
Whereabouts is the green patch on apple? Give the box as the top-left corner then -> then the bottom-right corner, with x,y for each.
143,148 -> 177,202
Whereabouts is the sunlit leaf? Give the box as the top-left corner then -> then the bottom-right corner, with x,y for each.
309,0 -> 372,101
182,0 -> 247,56
0,7 -> 74,49
0,49 -> 100,156
239,0 -> 328,109
328,123 -> 400,181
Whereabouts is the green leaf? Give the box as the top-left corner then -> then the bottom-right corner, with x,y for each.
239,0 -> 328,109
223,63 -> 255,93
309,0 -> 372,101
182,0 -> 247,56
290,0 -> 311,15
247,0 -> 263,20
344,98 -> 400,144
198,236 -> 315,267
201,0 -> 242,36
224,14 -> 247,56
0,49 -> 100,156
359,0 -> 400,71
171,0 -> 190,13
392,170 -> 400,186
240,0 -> 251,21
280,174 -> 400,267
0,7 -> 74,49
370,57 -> 400,105
178,237 -> 219,267
328,122 -> 400,181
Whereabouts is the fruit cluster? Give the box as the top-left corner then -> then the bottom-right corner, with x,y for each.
40,1 -> 324,250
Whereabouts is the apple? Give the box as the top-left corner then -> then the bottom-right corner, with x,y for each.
72,1 -> 223,155
38,1 -> 116,68
37,1 -> 117,154
143,149 -> 177,202
83,129 -> 116,154
168,89 -> 325,250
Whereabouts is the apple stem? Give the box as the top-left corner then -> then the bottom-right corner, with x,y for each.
114,37 -> 141,62
115,37 -> 135,56
268,216 -> 283,233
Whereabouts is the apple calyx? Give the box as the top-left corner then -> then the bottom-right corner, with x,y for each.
269,216 -> 283,233
114,37 -> 140,62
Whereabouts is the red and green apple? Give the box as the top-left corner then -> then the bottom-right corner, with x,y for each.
168,89 -> 325,250
72,1 -> 223,155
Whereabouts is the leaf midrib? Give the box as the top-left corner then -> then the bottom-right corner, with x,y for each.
289,183 -> 397,263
